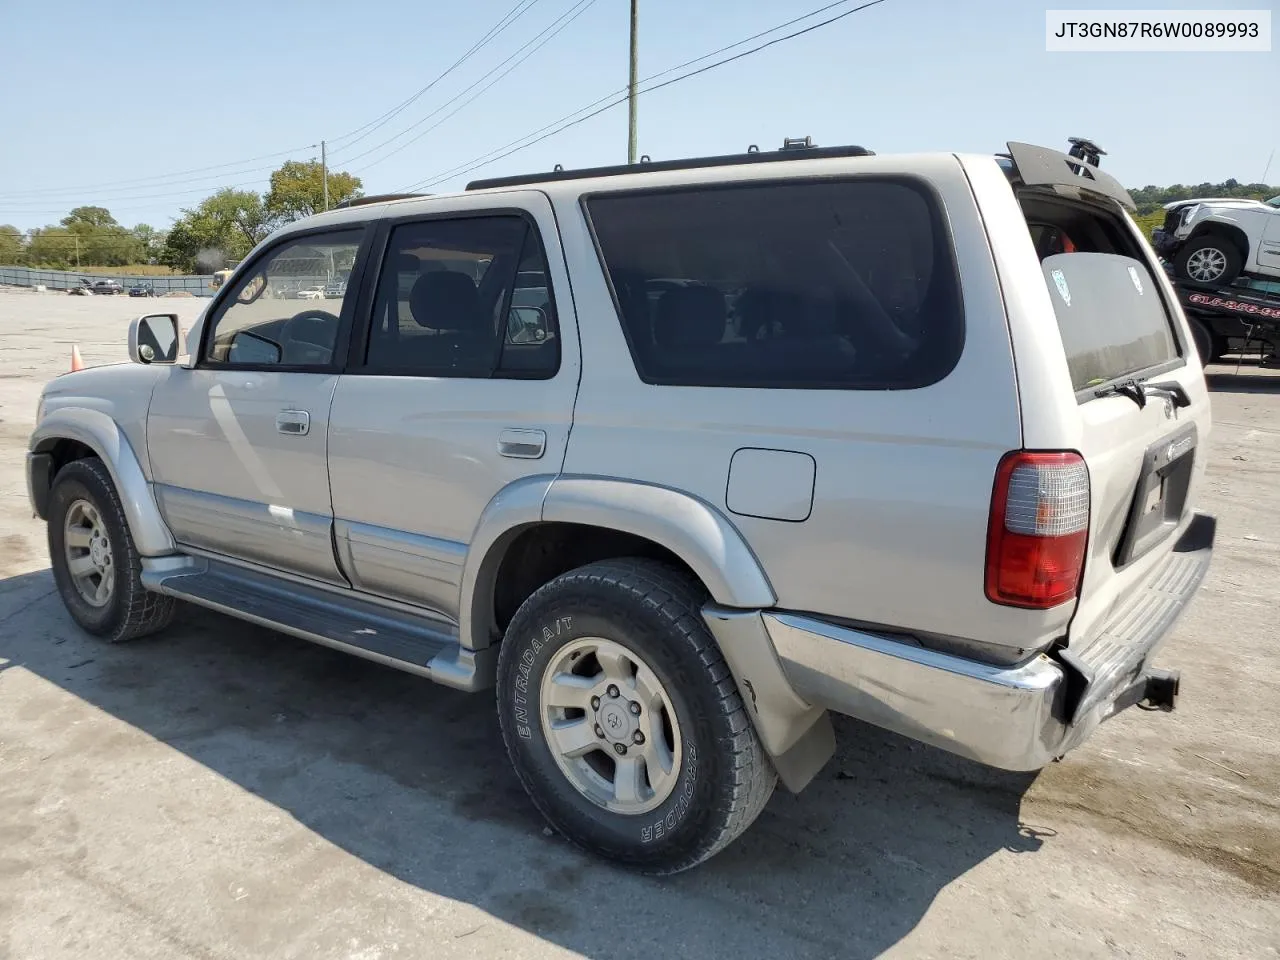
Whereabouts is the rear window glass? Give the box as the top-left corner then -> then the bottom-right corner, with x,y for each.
1041,252 -> 1178,390
585,179 -> 963,389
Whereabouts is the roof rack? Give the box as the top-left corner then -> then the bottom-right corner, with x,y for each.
465,138 -> 874,191
334,192 -> 429,209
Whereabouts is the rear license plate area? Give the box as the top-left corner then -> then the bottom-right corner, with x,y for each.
1113,422 -> 1198,568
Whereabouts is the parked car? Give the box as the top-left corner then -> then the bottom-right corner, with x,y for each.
129,282 -> 156,298
324,280 -> 347,298
296,284 -> 326,300
26,139 -> 1216,874
1152,194 -> 1280,286
90,279 -> 123,295
67,279 -> 92,295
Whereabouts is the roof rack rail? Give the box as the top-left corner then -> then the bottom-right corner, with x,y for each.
465,138 -> 873,191
334,192 -> 429,209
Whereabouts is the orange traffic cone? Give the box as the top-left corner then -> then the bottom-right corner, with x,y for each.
70,344 -> 84,372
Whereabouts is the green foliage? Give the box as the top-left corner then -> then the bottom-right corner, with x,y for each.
131,224 -> 166,264
61,206 -> 119,229
1129,181 -> 1279,216
0,225 -> 24,264
160,189 -> 274,273
265,160 -> 363,222
26,226 -> 140,268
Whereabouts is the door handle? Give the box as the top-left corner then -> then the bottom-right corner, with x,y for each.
276,410 -> 311,436
498,428 -> 546,459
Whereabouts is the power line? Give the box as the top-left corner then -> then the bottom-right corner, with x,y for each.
0,145 -> 316,201
0,1 -> 545,202
397,0 -> 879,190
343,0 -> 600,173
327,0 -> 545,155
0,169 -> 286,209
398,0 -> 889,193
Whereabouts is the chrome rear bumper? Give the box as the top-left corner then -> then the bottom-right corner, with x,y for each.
766,512 -> 1216,771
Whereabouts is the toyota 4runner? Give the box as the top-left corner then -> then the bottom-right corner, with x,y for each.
26,140 -> 1216,873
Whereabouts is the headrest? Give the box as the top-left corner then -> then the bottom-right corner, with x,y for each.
653,286 -> 726,348
409,271 -> 482,332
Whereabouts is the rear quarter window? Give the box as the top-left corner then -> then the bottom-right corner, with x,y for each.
584,178 -> 964,389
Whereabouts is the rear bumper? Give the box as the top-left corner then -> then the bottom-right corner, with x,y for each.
766,512 -> 1216,771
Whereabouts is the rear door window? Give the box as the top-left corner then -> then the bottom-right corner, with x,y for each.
363,216 -> 560,379
584,178 -> 964,389
1041,252 -> 1179,390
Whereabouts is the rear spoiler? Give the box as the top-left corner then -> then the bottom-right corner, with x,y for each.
1003,141 -> 1137,212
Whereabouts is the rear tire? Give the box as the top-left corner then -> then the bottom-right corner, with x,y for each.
1190,317 -> 1216,365
496,558 -> 776,874
1174,235 -> 1242,287
47,458 -> 177,643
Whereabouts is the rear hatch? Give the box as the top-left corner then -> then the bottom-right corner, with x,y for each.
1012,184 -> 1211,657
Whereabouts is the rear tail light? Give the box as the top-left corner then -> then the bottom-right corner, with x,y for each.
986,451 -> 1090,609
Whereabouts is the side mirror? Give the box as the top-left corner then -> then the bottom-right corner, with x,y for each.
128,313 -> 181,365
507,305 -> 550,344
237,273 -> 266,304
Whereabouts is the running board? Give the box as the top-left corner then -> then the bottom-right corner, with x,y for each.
141,557 -> 494,692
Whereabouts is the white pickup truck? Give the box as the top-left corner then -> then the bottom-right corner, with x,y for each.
1153,194 -> 1280,286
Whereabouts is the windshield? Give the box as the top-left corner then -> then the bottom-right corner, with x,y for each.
1267,196 -> 1280,208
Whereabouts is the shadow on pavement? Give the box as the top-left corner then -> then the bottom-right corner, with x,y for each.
0,568 -> 1044,959
1205,358 -> 1280,396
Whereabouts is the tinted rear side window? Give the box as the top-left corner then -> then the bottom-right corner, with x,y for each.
585,179 -> 963,389
1041,252 -> 1178,390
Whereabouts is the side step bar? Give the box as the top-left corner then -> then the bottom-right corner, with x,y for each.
141,557 -> 494,692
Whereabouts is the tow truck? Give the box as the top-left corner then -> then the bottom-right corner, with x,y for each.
1164,270 -> 1280,363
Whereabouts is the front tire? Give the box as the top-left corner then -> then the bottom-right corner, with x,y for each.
496,559 -> 776,874
48,458 -> 177,642
1174,235 -> 1243,287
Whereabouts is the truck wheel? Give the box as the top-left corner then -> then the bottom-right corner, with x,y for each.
1174,235 -> 1242,286
47,458 -> 177,643
496,558 -> 776,874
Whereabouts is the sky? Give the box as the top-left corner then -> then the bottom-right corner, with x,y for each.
0,0 -> 1275,232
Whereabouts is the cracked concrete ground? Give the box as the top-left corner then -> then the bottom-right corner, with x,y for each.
0,289 -> 1277,960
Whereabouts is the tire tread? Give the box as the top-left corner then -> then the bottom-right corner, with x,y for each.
50,458 -> 177,643
499,557 -> 775,874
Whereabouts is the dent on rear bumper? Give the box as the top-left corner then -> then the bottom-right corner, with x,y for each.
766,613 -> 1069,770
766,512 -> 1217,771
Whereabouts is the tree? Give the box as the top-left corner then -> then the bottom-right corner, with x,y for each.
0,225 -> 24,265
161,189 -> 273,273
62,206 -> 119,229
26,227 -> 78,268
132,224 -> 166,264
265,160 -> 362,222
1128,180 -> 1279,216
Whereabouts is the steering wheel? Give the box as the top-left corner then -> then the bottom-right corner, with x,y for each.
280,309 -> 340,365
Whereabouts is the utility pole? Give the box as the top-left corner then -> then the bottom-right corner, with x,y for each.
321,140 -> 329,212
627,0 -> 638,164
74,234 -> 80,270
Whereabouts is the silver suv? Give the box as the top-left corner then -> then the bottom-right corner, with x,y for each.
26,140 -> 1216,873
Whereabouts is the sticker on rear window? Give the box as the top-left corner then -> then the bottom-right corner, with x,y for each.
1128,265 -> 1144,295
1051,268 -> 1071,306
